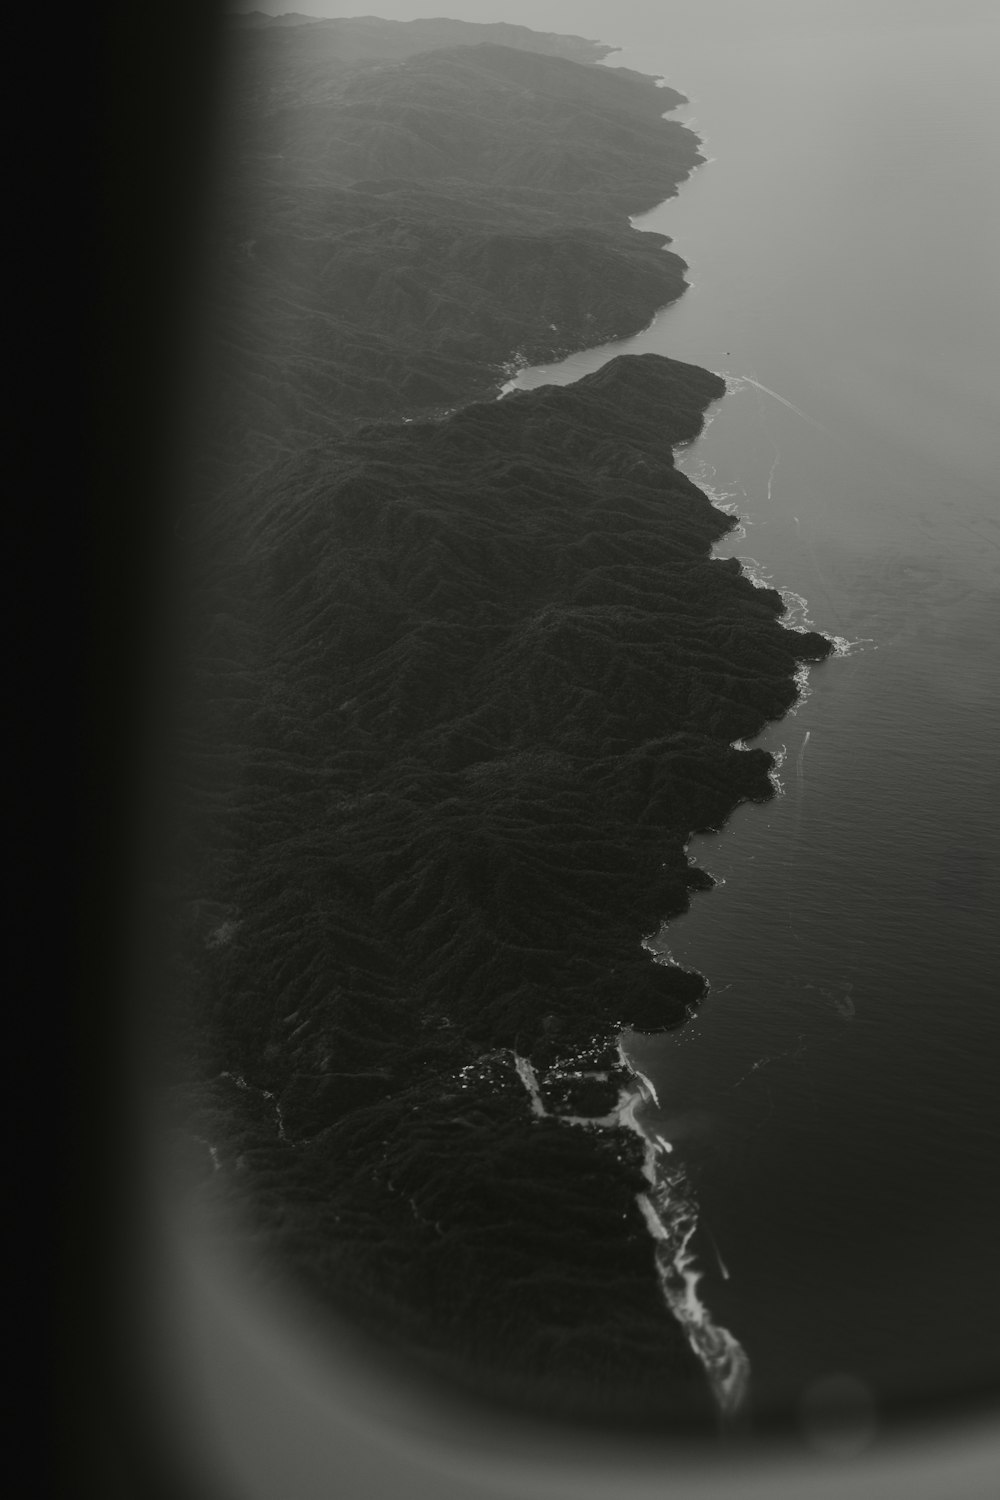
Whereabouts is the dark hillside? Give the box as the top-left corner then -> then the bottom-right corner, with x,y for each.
212,38 -> 699,472
176,354 -> 829,1426
228,13 -> 617,66
171,18 -> 832,1430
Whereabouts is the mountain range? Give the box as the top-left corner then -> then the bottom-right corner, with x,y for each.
172,15 -> 831,1429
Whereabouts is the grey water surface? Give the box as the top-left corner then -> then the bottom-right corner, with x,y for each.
505,4 -> 1000,1420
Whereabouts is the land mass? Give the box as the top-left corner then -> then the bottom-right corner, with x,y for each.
209,29 -> 700,478
172,17 -> 832,1429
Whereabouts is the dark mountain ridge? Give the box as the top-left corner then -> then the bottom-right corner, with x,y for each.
212,40 -> 697,473
175,18 -> 832,1431
229,12 -> 615,67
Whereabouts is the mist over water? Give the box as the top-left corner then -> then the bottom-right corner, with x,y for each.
502,5 -> 1000,1420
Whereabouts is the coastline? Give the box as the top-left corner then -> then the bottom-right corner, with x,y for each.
177,17 -> 832,1431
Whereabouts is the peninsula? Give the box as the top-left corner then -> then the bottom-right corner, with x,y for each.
172,15 -> 832,1430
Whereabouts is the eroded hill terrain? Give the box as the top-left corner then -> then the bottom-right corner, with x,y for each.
170,17 -> 831,1428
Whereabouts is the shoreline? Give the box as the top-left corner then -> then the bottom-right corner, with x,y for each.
499,200 -> 845,1417
181,17 -> 832,1431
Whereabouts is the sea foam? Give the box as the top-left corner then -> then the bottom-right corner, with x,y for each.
504,1043 -> 750,1416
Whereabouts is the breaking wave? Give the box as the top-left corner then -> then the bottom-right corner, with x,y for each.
507,1044 -> 750,1416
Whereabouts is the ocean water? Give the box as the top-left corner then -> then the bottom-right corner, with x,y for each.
161,10 -> 1000,1495
502,3 -> 1000,1423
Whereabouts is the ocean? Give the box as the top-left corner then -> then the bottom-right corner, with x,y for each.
502,0 -> 1000,1423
